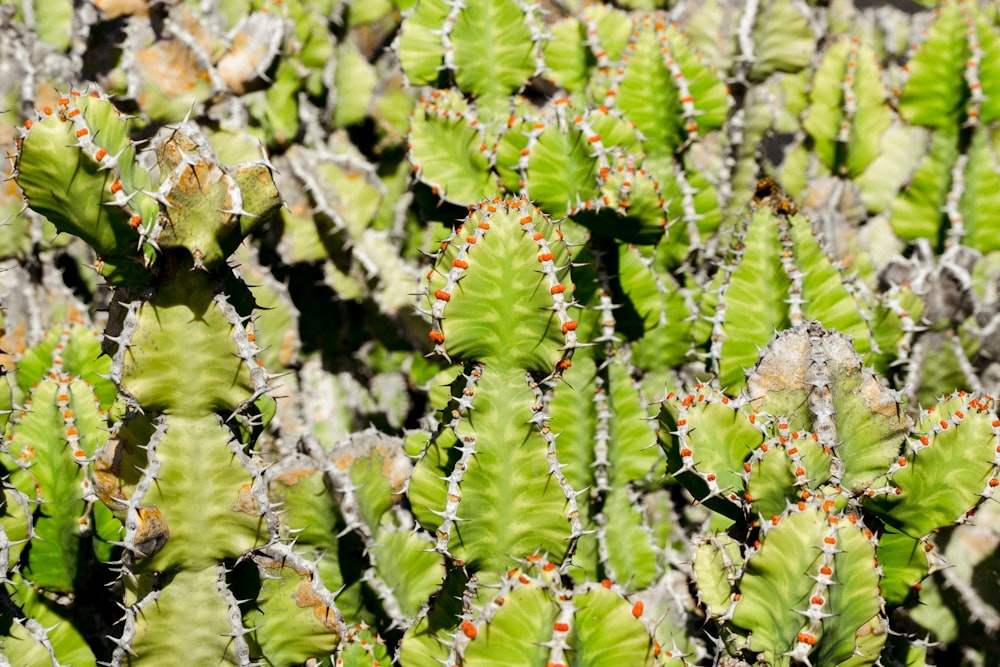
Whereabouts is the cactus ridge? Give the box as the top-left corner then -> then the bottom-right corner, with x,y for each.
525,369 -> 589,565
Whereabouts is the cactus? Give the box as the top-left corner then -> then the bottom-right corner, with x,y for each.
2,0 -> 1000,664
661,321 -> 1000,665
399,197 -> 692,664
0,324 -> 116,665
10,87 -> 281,663
14,93 -> 159,283
2,80 -> 434,667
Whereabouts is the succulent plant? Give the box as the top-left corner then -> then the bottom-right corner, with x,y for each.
2,0 -> 1000,665
402,197 -> 671,664
661,321 -> 1000,665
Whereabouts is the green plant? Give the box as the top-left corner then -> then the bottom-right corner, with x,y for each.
661,320 -> 1000,665
1,0 -> 1000,665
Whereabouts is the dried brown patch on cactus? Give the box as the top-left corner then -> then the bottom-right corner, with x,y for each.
295,581 -> 342,632
232,483 -> 258,515
133,506 -> 169,558
93,438 -> 128,512
92,0 -> 149,19
747,327 -> 809,406
136,41 -> 209,100
216,13 -> 283,94
330,432 -> 412,497
274,467 -> 317,487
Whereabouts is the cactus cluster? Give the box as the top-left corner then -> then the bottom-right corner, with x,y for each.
662,321 -> 1000,664
1,0 -> 1000,665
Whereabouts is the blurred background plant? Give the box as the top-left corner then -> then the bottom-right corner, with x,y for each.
1,0 -> 999,665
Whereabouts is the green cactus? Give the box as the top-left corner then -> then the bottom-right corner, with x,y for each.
8,84 -> 321,664
0,324 -> 117,665
410,198 -> 583,571
403,554 -> 675,667
401,198 -> 676,663
695,194 -> 880,391
400,2 -> 729,257
3,0 -> 1000,664
14,93 -> 160,283
661,321 -> 1000,665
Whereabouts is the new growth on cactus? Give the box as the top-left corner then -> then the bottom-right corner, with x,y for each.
2,0 -> 1000,665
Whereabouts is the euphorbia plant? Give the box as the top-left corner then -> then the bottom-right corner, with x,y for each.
1,0 -> 1000,665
